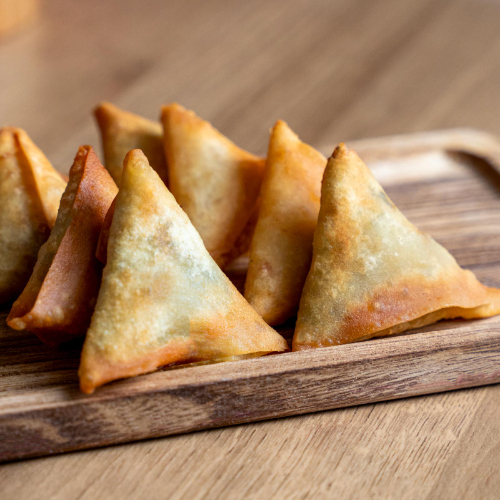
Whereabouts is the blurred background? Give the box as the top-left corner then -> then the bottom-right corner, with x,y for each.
1,0 -> 500,174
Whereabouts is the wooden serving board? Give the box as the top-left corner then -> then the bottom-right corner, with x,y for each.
1,128 -> 500,463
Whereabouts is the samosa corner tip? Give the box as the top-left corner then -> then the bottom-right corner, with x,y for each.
121,149 -> 153,184
161,102 -> 187,113
124,148 -> 148,166
271,119 -> 299,142
331,142 -> 350,160
78,365 -> 98,394
93,101 -> 116,118
272,119 -> 289,131
160,103 -> 199,124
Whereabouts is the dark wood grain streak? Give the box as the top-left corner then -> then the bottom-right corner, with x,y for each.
1,320 -> 499,463
1,129 -> 500,463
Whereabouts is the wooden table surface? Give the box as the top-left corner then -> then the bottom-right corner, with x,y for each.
1,0 -> 500,498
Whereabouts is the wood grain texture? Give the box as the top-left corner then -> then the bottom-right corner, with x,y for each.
1,318 -> 500,462
1,0 -> 500,498
1,131 -> 500,463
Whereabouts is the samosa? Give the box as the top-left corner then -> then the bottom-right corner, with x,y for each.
7,146 -> 118,346
293,144 -> 500,350
161,103 -> 265,268
79,149 -> 287,393
94,102 -> 167,186
245,121 -> 326,325
0,127 -> 67,303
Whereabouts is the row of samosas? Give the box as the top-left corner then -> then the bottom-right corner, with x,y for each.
1,103 -> 500,394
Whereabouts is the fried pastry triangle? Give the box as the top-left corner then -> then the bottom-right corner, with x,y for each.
245,121 -> 326,325
79,150 -> 287,393
8,146 -> 118,346
94,102 -> 167,186
293,144 -> 500,350
161,103 -> 265,268
0,127 -> 67,303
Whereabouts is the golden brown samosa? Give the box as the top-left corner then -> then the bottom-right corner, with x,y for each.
293,144 -> 500,350
161,103 -> 265,268
0,127 -> 67,303
94,102 -> 167,186
7,146 -> 118,346
79,150 -> 287,393
245,121 -> 326,325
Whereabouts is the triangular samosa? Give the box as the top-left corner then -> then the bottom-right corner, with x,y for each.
7,146 -> 118,346
245,121 -> 326,325
94,102 -> 167,186
293,144 -> 500,350
161,103 -> 265,268
79,150 -> 287,393
0,127 -> 67,303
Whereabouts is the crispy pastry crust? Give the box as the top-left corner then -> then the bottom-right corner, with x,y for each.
161,103 -> 265,268
0,127 -> 66,303
245,120 -> 326,325
7,146 -> 118,346
79,150 -> 287,393
293,144 -> 500,349
94,102 -> 167,186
